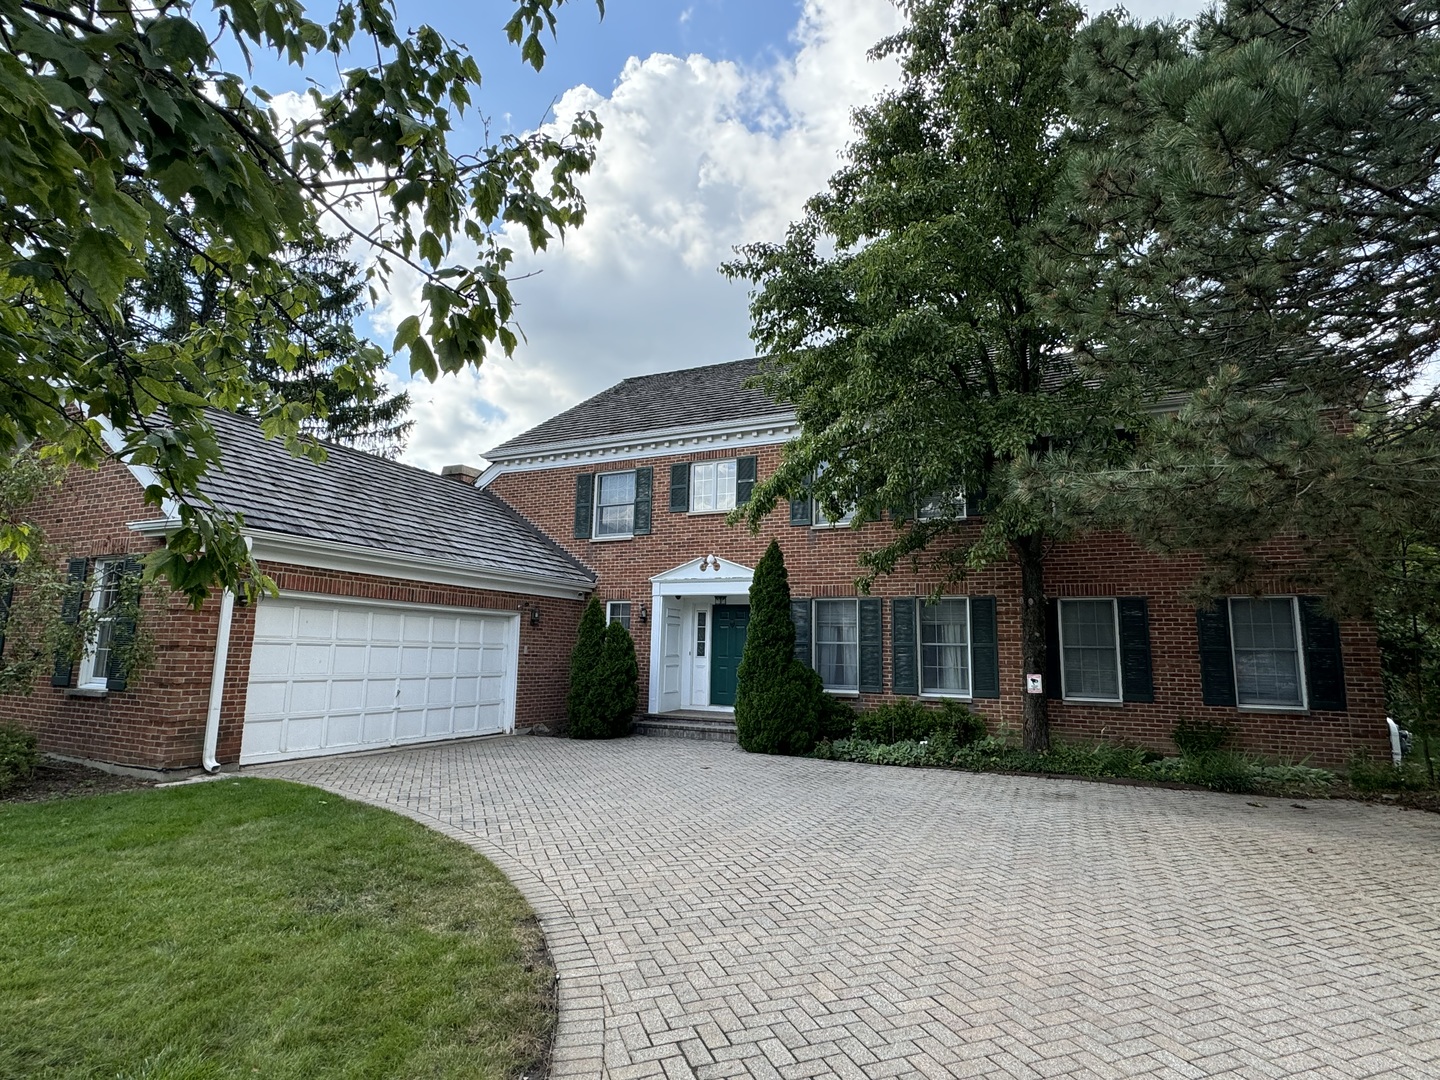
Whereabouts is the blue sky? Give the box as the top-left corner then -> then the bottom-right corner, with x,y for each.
223,1 -> 1202,470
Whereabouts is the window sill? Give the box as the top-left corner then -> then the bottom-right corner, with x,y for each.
590,533 -> 635,543
1061,696 -> 1124,707
920,691 -> 973,701
822,687 -> 861,696
65,687 -> 108,699
687,507 -> 737,516
1236,703 -> 1308,714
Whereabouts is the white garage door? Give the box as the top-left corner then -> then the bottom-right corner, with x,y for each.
240,596 -> 518,765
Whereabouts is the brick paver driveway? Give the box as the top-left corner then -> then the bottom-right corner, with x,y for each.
258,737 -> 1440,1079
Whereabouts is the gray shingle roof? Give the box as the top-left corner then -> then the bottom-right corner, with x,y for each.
192,410 -> 594,588
488,357 -> 789,457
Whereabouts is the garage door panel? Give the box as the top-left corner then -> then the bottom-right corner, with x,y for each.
242,598 -> 516,764
250,642 -> 294,677
333,645 -> 368,675
297,608 -> 334,639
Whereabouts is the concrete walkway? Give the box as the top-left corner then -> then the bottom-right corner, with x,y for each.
257,737 -> 1440,1079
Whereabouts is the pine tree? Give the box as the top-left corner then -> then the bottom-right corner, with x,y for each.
735,541 -> 824,755
566,598 -> 609,739
134,231 -> 413,457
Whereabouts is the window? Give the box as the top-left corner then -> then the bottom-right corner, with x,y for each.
810,463 -> 856,528
607,601 -> 632,631
814,599 -> 859,691
917,493 -> 966,522
77,561 -> 123,690
691,460 -> 738,513
594,471 -> 636,538
696,611 -> 706,657
1058,599 -> 1122,702
920,599 -> 970,696
1229,597 -> 1305,708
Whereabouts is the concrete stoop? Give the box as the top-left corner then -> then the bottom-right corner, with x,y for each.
633,713 -> 738,743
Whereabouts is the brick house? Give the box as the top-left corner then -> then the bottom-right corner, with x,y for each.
1,410 -> 593,773
481,358 -> 1389,765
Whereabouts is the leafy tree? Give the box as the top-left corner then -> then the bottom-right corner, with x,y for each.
0,0 -> 602,603
734,540 -> 824,756
725,0 -> 1130,750
135,231 -> 413,457
566,598 -> 608,739
599,620 -> 639,737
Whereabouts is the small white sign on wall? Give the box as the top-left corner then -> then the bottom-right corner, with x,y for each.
1026,673 -> 1044,695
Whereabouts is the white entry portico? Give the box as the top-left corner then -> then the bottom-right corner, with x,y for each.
648,556 -> 754,714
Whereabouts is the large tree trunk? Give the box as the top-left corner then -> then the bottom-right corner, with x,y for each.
1015,533 -> 1050,752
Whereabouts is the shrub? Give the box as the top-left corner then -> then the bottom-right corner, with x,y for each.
1346,752 -> 1410,792
735,541 -> 824,755
566,599 -> 610,739
1172,719 -> 1233,757
852,699 -> 986,747
599,621 -> 640,737
1177,750 -> 1256,794
817,694 -> 856,742
0,724 -> 40,793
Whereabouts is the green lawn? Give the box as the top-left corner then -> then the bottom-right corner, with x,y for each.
0,779 -> 554,1080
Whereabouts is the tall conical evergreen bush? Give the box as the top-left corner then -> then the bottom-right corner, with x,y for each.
735,540 -> 824,755
600,620 -> 640,737
567,598 -> 609,738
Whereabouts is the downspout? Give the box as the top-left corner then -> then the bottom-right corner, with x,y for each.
201,586 -> 237,774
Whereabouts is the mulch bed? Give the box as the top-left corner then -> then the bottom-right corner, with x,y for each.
1,758 -> 158,804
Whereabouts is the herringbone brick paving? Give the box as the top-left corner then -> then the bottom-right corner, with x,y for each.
257,737 -> 1440,1079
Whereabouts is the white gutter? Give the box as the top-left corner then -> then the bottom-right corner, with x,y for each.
201,586 -> 236,774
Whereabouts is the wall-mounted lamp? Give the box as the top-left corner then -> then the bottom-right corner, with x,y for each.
528,603 -> 542,627
638,603 -> 649,624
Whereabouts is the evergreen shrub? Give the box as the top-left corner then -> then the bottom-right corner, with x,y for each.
0,724 -> 39,794
566,599 -> 610,739
852,699 -> 986,746
735,540 -> 825,755
600,620 -> 640,737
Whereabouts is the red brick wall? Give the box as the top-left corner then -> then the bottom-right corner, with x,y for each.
2,461 -> 584,771
489,445 -> 1389,765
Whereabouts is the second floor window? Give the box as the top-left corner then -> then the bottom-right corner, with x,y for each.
691,460 -> 738,512
594,471 -> 636,538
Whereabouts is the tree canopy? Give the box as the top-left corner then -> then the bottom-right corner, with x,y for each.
725,0 -> 1130,749
0,0 -> 601,602
1043,0 -> 1440,608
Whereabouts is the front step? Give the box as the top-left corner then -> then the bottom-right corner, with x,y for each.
633,714 -> 738,743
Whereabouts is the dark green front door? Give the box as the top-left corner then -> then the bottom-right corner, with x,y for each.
709,605 -> 749,707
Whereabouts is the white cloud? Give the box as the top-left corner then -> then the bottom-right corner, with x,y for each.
388,0 -> 905,472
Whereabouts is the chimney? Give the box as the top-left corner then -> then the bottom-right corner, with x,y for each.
440,464 -> 482,486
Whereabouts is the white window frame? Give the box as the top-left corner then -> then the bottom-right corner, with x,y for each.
607,601 -> 632,632
593,470 -> 636,540
77,560 -> 122,690
689,459 -> 738,514
918,596 -> 973,699
1228,595 -> 1308,712
813,598 -> 860,694
810,463 -> 856,529
1057,598 -> 1124,704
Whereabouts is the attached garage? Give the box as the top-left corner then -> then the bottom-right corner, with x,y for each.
239,595 -> 520,765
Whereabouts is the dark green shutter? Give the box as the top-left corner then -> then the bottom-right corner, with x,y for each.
1045,599 -> 1062,700
891,597 -> 918,695
1118,597 -> 1155,703
633,467 -> 652,536
1300,597 -> 1347,711
105,557 -> 144,692
51,557 -> 89,687
573,474 -> 594,539
858,598 -> 883,694
736,456 -> 757,506
669,462 -> 690,512
971,596 -> 999,698
1196,604 -> 1237,707
0,564 -> 15,659
791,599 -> 812,667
